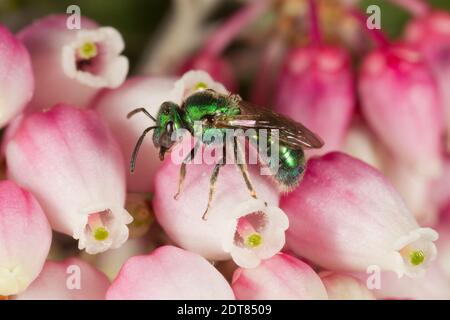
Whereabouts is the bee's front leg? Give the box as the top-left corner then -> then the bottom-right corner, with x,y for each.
234,136 -> 258,199
202,144 -> 227,220
174,141 -> 200,200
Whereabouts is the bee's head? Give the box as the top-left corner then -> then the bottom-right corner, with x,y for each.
153,101 -> 185,160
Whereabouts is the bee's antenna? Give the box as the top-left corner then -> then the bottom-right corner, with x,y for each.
127,108 -> 156,122
130,126 -> 158,173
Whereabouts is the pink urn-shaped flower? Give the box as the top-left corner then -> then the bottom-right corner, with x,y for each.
359,43 -> 444,176
0,181 -> 51,296
6,105 -> 132,254
281,152 -> 438,278
276,45 -> 355,154
16,258 -> 110,300
0,25 -> 34,128
106,245 -> 234,300
405,11 -> 450,150
18,15 -> 128,111
231,253 -> 328,300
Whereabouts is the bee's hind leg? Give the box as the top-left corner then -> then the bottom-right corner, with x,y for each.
234,136 -> 258,199
202,144 -> 227,220
174,141 -> 200,200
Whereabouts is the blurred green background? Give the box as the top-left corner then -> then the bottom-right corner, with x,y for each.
1,0 -> 449,72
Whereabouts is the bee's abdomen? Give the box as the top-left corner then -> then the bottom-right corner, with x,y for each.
255,138 -> 305,192
275,146 -> 305,192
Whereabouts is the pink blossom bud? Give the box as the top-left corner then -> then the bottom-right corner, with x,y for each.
106,245 -> 234,300
0,181 -> 51,296
276,46 -> 355,154
18,15 -> 128,112
16,258 -> 109,300
0,25 -> 33,128
154,157 -> 285,268
319,272 -> 375,300
179,53 -> 237,92
359,43 -> 444,176
231,253 -> 328,300
5,105 -> 132,254
281,152 -> 439,278
405,11 -> 450,150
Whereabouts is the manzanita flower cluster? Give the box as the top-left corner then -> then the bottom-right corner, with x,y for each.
0,0 -> 449,300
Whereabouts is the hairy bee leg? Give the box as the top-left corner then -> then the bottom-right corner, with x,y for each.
174,142 -> 200,200
130,125 -> 158,173
202,145 -> 227,221
234,137 -> 257,199
127,107 -> 156,121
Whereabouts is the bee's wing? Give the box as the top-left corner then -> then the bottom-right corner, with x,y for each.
215,101 -> 324,149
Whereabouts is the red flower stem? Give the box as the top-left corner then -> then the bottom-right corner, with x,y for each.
348,8 -> 390,48
308,0 -> 322,46
202,0 -> 270,56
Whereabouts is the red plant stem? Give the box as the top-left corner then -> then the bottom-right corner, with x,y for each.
348,8 -> 390,48
389,0 -> 430,17
308,0 -> 322,45
202,0 -> 270,56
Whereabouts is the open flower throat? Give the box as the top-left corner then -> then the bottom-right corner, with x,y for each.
76,206 -> 132,255
223,199 -> 289,268
76,41 -> 99,72
62,27 -> 128,88
394,228 -> 438,277
86,210 -> 112,242
234,211 -> 267,249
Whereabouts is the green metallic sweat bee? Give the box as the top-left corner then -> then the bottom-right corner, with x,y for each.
127,89 -> 323,219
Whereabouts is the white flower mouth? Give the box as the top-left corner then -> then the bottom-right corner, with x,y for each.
171,70 -> 229,102
74,206 -> 133,255
393,227 -> 439,278
62,27 -> 128,88
222,199 -> 289,268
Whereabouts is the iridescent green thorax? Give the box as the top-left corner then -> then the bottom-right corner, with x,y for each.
182,91 -> 241,128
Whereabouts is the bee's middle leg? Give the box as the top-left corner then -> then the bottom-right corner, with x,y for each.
202,144 -> 227,220
234,137 -> 257,199
174,142 -> 200,200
